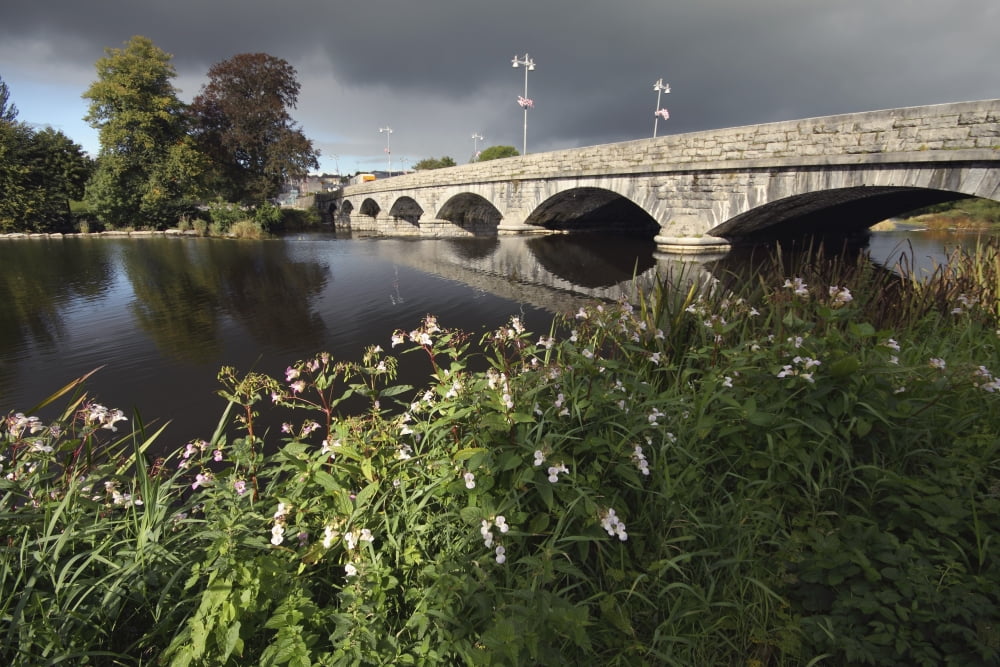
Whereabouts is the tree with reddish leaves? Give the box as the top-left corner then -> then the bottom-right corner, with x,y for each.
191,53 -> 319,204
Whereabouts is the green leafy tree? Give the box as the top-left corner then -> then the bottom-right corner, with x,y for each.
476,145 -> 519,161
413,156 -> 456,170
0,77 -> 18,123
0,77 -> 93,232
82,36 -> 206,229
190,53 -> 319,204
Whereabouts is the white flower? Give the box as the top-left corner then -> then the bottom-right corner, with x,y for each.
783,277 -> 809,297
270,523 -> 285,546
323,525 -> 335,549
494,515 -> 509,533
463,472 -> 476,489
533,450 -> 546,466
345,563 -> 358,577
344,531 -> 358,550
480,519 -> 494,547
929,357 -> 946,370
547,462 -> 569,483
495,545 -> 507,564
600,508 -> 628,541
631,445 -> 650,476
828,285 -> 853,306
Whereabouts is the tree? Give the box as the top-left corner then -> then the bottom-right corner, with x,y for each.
476,145 -> 519,161
82,36 -> 206,229
0,77 -> 17,124
190,53 -> 319,204
413,156 -> 456,170
0,77 -> 93,232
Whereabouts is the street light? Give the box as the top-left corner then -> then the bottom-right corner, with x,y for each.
471,132 -> 484,160
379,126 -> 393,175
511,53 -> 536,154
652,78 -> 670,138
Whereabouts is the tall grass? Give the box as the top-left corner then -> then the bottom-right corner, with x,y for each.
2,241 -> 999,665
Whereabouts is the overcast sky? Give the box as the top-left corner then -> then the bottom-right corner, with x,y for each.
2,0 -> 998,175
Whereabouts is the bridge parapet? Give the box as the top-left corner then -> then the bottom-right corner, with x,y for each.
334,100 -> 1000,251
345,100 -> 998,192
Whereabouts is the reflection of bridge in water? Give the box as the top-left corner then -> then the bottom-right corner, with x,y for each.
363,233 -> 725,314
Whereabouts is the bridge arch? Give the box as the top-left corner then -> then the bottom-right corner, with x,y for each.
710,185 -> 969,243
524,186 -> 660,236
437,192 -> 502,231
359,198 -> 381,218
704,160 -> 997,243
389,196 -> 424,224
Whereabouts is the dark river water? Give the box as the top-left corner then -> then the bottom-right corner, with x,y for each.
0,228 -> 993,451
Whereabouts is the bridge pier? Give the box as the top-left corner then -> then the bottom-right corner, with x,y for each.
653,234 -> 731,254
497,212 -> 549,235
653,213 -> 730,253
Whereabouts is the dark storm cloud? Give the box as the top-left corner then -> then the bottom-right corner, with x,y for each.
3,0 -> 998,171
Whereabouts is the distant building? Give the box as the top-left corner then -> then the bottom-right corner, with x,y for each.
280,174 -> 342,204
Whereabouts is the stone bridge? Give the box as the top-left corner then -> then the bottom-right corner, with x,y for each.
326,99 -> 1000,253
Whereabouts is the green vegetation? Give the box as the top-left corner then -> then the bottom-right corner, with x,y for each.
902,198 -> 1000,228
1,37 -> 319,236
413,156 -> 457,170
0,78 -> 92,233
83,37 -> 206,229
3,241 -> 999,665
82,36 -> 208,230
476,145 -> 520,161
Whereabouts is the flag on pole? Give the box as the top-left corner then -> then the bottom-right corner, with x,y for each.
517,96 -> 534,109
655,108 -> 670,120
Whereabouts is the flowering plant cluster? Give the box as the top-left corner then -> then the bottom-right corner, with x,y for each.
4,244 -> 1000,666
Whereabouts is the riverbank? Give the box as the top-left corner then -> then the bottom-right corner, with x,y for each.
3,241 -> 999,665
0,228 -> 201,240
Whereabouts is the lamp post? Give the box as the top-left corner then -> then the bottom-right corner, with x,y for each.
379,126 -> 393,175
511,53 -> 536,154
652,78 -> 670,138
471,132 -> 483,160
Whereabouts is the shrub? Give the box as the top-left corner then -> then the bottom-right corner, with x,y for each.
207,202 -> 247,233
252,202 -> 283,233
229,219 -> 266,239
280,206 -> 321,231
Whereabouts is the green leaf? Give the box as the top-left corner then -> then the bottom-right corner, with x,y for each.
828,355 -> 861,377
528,512 -> 551,534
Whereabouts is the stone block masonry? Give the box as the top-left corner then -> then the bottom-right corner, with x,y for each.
333,100 -> 1000,251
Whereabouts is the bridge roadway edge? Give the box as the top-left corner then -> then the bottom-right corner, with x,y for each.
327,99 -> 1000,253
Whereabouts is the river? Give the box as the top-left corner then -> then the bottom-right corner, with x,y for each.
0,227 -> 994,450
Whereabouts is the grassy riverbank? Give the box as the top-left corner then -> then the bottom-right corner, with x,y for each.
898,198 -> 1000,230
3,242 -> 999,665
